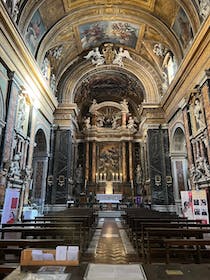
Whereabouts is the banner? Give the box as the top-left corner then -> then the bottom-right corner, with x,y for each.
192,190 -> 209,224
181,191 -> 194,220
1,188 -> 20,224
181,190 -> 209,224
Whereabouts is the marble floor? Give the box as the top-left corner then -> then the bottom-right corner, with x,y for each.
82,217 -> 140,264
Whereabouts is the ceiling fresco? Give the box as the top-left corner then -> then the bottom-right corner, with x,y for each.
79,21 -> 139,49
3,0 -> 206,119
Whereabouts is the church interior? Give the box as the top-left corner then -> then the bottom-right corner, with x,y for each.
0,0 -> 210,279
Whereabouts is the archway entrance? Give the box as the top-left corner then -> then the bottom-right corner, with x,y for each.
171,127 -> 188,214
31,129 -> 48,213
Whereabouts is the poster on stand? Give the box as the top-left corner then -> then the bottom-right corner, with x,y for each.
1,188 -> 20,224
181,191 -> 194,220
192,190 -> 209,224
181,190 -> 209,224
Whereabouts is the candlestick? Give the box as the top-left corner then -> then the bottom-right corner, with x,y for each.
112,173 -> 115,181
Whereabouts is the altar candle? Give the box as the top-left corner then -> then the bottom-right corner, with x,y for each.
112,173 -> 115,181
104,173 -> 107,181
100,173 -> 102,181
96,173 -> 98,182
116,173 -> 119,181
120,173 -> 122,182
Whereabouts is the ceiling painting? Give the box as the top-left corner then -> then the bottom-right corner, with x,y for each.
172,8 -> 193,50
25,10 -> 46,55
79,21 -> 140,49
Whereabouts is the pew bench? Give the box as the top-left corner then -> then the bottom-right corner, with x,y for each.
144,227 -> 210,263
164,239 -> 210,264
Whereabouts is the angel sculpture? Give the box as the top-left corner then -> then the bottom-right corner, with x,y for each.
113,47 -> 132,67
112,115 -> 121,129
84,47 -> 105,66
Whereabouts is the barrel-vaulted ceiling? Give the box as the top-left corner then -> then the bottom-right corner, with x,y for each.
15,0 -> 204,118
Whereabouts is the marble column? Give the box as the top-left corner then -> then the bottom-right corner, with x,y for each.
121,112 -> 127,128
85,142 -> 89,182
92,141 -> 96,182
129,141 -> 133,181
122,142 -> 126,182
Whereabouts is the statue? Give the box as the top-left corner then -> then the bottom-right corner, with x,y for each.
112,115 -> 121,129
9,153 -> 21,178
194,98 -> 205,129
84,117 -> 91,129
50,73 -> 57,93
102,43 -> 115,64
153,43 -> 166,57
113,47 -> 132,67
199,0 -> 210,20
127,116 -> 136,130
17,96 -> 26,131
41,57 -> 51,80
84,47 -> 105,66
96,116 -> 104,127
162,71 -> 169,93
135,164 -> 142,184
121,99 -> 129,112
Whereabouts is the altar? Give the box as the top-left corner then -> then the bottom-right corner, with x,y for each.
96,194 -> 122,204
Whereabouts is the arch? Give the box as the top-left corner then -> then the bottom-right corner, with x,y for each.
33,129 -> 47,156
60,61 -> 160,105
89,101 -> 125,114
31,128 -> 48,213
34,125 -> 50,155
171,125 -> 187,153
170,123 -> 188,213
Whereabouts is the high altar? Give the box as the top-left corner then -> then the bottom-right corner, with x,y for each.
82,99 -> 138,196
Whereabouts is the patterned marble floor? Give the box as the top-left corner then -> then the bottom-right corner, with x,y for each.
82,218 -> 140,264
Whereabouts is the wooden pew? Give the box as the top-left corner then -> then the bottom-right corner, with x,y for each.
163,238 -> 210,264
132,221 -> 207,255
0,226 -> 84,250
144,227 -> 210,263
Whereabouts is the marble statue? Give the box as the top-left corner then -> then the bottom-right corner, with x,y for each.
199,0 -> 210,20
50,73 -> 57,93
84,47 -> 105,66
135,164 -> 142,184
84,117 -> 91,129
17,96 -> 26,131
153,43 -> 165,57
113,47 -> 132,67
9,153 -> 21,177
127,116 -> 136,130
112,115 -> 121,129
41,57 -> 51,80
194,98 -> 205,129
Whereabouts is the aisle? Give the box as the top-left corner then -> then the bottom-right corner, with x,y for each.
83,218 -> 139,264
